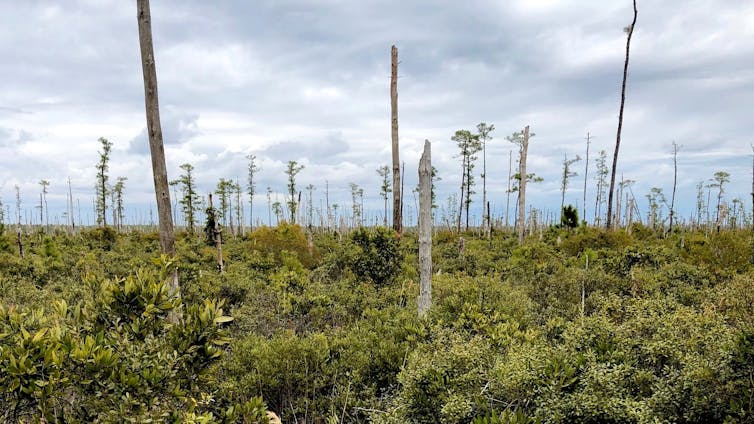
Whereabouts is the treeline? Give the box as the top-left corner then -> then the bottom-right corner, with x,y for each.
3,130 -> 751,237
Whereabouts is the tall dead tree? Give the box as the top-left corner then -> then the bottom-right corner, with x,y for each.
418,140 -> 432,317
208,193 -> 224,274
606,0 -> 638,229
518,126 -> 530,244
137,0 -> 178,291
751,144 -> 754,231
583,132 -> 591,224
391,45 -> 402,235
669,141 -> 679,232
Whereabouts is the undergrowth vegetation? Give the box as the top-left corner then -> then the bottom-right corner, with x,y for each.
1,223 -> 753,422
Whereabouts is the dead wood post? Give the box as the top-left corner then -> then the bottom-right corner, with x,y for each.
518,126 -> 530,245
137,0 -> 178,291
391,45 -> 402,235
209,194 -> 224,274
418,140 -> 432,317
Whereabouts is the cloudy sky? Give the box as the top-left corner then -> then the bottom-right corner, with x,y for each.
1,0 -> 752,227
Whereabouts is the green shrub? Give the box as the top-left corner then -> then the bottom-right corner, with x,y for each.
0,257 -> 252,422
348,227 -> 403,286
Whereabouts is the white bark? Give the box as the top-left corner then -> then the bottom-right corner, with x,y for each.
418,140 -> 432,317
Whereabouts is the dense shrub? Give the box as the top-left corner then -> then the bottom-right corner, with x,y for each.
347,226 -> 403,286
2,226 -> 753,423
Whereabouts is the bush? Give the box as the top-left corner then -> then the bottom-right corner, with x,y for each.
348,227 -> 403,286
0,257 -> 252,422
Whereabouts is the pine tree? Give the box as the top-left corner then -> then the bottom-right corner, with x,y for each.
215,178 -> 233,227
112,177 -> 127,231
170,163 -> 201,233
285,161 -> 304,223
95,137 -> 113,227
452,129 -> 482,231
377,165 -> 391,226
246,154 -> 260,231
560,155 -> 581,223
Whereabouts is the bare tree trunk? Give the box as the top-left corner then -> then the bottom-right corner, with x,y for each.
505,150 -> 512,230
750,144 -> 754,232
137,0 -> 178,291
482,136 -> 487,234
583,132 -> 590,225
669,141 -> 679,232
606,0 -> 637,229
518,126 -> 530,245
209,194 -> 224,274
67,177 -> 75,231
418,140 -> 432,317
390,45 -> 402,235
457,155 -> 466,233
16,229 -> 24,259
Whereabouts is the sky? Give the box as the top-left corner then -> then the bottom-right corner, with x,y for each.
1,0 -> 753,227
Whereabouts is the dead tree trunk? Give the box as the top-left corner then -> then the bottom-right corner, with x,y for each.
137,0 -> 178,291
518,126 -> 530,245
391,45 -> 402,235
418,140 -> 432,317
506,150 -> 512,230
669,141 -> 679,232
606,0 -> 637,229
16,229 -> 24,259
209,194 -> 224,274
583,132 -> 591,225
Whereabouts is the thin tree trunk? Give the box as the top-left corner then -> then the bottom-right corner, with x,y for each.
418,140 -> 432,317
137,0 -> 178,291
751,144 -> 754,232
16,229 -> 24,259
400,161 -> 405,229
506,150 -> 512,229
606,0 -> 637,229
583,132 -> 590,225
209,194 -> 224,274
518,126 -> 530,245
68,177 -> 75,230
457,155 -> 466,233
390,45 -> 402,235
669,142 -> 678,232
482,136 -> 487,233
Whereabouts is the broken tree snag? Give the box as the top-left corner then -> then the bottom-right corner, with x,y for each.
391,45 -> 402,235
518,126 -> 530,245
418,140 -> 432,317
137,0 -> 178,291
208,194 -> 224,274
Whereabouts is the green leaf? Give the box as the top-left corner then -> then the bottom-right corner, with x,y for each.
213,316 -> 234,324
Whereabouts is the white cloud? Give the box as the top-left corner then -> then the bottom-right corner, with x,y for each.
0,0 -> 752,225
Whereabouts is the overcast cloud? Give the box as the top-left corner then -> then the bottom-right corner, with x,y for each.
1,0 -> 752,226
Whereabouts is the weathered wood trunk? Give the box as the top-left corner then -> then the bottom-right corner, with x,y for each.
418,140 -> 432,317
607,0 -> 638,229
518,126 -> 529,245
669,142 -> 678,232
137,0 -> 178,291
209,194 -> 224,274
16,229 -> 24,259
391,45 -> 402,235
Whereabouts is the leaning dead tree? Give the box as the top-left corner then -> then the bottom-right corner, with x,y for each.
418,140 -> 432,317
606,0 -> 638,229
391,45 -> 402,235
137,0 -> 178,291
